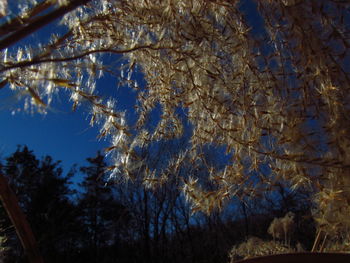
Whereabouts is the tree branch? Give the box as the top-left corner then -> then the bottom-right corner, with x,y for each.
0,44 -> 173,72
0,0 -> 92,51
0,1 -> 54,38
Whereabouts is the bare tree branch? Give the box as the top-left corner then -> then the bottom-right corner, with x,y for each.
0,0 -> 92,51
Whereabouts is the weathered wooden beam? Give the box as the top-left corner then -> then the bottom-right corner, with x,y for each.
0,173 -> 44,263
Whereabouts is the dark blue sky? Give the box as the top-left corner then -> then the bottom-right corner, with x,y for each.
0,0 -> 143,174
0,60 -> 138,176
0,0 -> 260,176
0,84 -> 140,175
0,88 -> 108,173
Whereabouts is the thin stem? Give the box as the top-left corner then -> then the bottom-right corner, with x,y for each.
0,173 -> 44,263
0,44 -> 173,73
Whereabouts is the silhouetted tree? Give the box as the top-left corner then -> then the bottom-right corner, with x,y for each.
0,146 -> 80,263
78,152 -> 129,263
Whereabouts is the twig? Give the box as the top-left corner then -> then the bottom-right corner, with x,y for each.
312,229 -> 322,252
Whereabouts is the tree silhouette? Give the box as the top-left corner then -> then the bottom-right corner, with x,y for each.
1,0 -> 350,253
0,146 -> 80,263
78,152 -> 129,263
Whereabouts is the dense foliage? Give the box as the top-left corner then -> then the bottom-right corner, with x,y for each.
0,0 -> 349,256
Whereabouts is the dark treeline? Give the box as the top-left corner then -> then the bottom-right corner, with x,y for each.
0,145 -> 316,263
